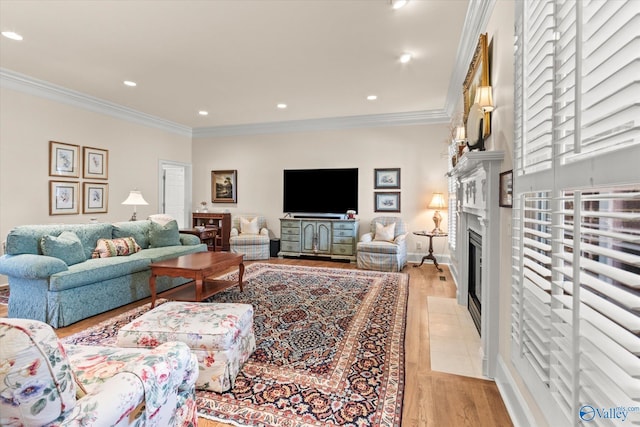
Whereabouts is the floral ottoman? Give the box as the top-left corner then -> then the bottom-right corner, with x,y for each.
116,301 -> 256,393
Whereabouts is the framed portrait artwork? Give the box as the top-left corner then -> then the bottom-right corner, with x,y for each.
211,170 -> 237,203
49,141 -> 80,178
375,192 -> 401,213
374,168 -> 401,189
499,170 -> 513,208
463,33 -> 491,141
49,181 -> 79,215
83,182 -> 108,214
83,146 -> 109,179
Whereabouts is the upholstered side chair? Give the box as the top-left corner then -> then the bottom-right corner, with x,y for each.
0,318 -> 198,427
229,215 -> 271,260
356,216 -> 408,272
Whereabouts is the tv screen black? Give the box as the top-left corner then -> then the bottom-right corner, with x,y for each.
283,168 -> 358,215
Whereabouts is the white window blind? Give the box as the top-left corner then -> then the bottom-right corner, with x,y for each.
512,0 -> 640,425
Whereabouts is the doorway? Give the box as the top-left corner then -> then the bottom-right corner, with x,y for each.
158,160 -> 192,229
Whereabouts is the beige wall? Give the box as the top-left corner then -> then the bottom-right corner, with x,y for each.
0,87 -> 192,284
192,123 -> 451,255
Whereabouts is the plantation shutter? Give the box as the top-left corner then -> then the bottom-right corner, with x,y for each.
512,0 -> 640,425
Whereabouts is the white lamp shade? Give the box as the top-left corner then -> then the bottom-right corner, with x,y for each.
121,190 -> 148,206
428,193 -> 447,210
454,126 -> 466,142
474,86 -> 494,112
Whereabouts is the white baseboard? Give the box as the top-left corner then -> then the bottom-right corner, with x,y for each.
494,355 -> 538,427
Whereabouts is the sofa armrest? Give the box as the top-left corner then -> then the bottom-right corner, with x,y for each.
230,227 -> 239,237
359,232 -> 373,243
179,233 -> 201,246
51,372 -> 145,426
0,254 -> 68,279
260,228 -> 269,237
394,233 -> 408,244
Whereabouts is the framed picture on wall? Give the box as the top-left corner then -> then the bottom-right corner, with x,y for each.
499,170 -> 513,208
83,146 -> 109,179
211,170 -> 237,203
49,181 -> 79,215
374,168 -> 401,189
83,182 -> 108,214
375,192 -> 401,213
49,141 -> 80,178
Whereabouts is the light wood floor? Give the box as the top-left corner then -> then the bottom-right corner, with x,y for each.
0,259 -> 512,426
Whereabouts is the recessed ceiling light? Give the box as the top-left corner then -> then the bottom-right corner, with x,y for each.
277,103 -> 287,109
367,95 -> 378,101
400,53 -> 412,64
1,31 -> 23,41
391,0 -> 409,10
123,80 -> 137,87
198,111 -> 209,116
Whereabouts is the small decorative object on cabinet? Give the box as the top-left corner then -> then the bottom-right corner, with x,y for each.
192,212 -> 231,251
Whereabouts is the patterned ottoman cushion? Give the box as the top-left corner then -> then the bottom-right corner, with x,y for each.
116,301 -> 256,393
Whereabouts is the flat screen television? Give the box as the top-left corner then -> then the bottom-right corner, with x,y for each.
283,168 -> 358,216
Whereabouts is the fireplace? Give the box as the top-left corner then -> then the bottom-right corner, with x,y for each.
447,150 -> 503,378
468,229 -> 482,335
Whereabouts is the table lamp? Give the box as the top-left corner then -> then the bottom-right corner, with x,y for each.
121,190 -> 148,221
428,193 -> 447,234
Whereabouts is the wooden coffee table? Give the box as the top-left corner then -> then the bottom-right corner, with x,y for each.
148,252 -> 245,308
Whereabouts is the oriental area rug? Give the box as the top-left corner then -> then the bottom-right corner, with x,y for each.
63,263 -> 409,427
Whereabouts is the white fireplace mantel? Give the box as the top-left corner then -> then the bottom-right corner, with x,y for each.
448,150 -> 504,379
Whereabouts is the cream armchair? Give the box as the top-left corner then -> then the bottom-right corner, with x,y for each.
356,216 -> 408,272
229,215 -> 271,260
0,318 -> 198,427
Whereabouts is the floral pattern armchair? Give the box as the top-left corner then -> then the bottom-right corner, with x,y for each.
0,318 -> 198,427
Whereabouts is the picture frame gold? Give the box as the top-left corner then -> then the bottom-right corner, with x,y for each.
83,182 -> 108,214
83,146 -> 109,179
49,141 -> 80,178
463,33 -> 491,140
211,170 -> 237,203
49,181 -> 80,215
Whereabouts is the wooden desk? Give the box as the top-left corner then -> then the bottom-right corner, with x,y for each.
148,252 -> 245,308
412,231 -> 448,272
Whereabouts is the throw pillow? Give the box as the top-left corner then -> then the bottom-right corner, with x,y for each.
240,217 -> 260,234
40,231 -> 86,266
92,237 -> 141,258
149,220 -> 181,248
374,222 -> 396,242
148,213 -> 175,226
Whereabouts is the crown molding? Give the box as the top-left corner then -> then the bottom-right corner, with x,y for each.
0,68 -> 192,137
444,0 -> 496,118
192,109 -> 449,138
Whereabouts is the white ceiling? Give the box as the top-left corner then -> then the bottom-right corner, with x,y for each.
0,0 -> 469,130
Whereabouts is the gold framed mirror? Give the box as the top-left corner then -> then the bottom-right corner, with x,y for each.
463,33 -> 491,141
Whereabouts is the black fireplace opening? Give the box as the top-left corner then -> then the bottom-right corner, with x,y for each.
468,229 -> 482,335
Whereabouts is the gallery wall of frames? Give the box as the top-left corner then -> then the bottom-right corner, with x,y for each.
48,141 -> 109,216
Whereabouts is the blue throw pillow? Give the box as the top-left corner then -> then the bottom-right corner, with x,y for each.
40,231 -> 86,266
149,220 -> 181,248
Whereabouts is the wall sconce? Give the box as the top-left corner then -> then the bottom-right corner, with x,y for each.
475,86 -> 494,112
121,190 -> 148,221
428,192 -> 447,235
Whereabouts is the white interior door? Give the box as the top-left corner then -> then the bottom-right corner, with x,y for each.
159,161 -> 191,229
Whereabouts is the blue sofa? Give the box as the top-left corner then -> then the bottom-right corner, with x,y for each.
0,221 -> 207,328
